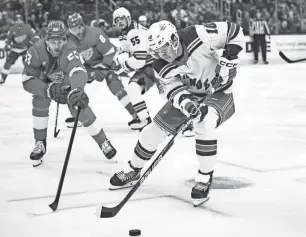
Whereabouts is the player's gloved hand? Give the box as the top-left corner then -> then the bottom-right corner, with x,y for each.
90,70 -> 111,82
212,57 -> 238,92
113,61 -> 132,77
47,82 -> 71,104
68,87 -> 89,110
180,96 -> 208,123
4,45 -> 11,51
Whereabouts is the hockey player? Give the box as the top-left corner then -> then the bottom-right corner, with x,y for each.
66,13 -> 140,130
109,20 -> 244,206
1,15 -> 39,84
22,21 -> 117,167
112,7 -> 160,130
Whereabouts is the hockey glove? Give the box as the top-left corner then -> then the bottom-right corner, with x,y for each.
180,95 -> 208,123
212,57 -> 238,92
68,87 -> 89,110
90,70 -> 111,82
47,82 -> 71,104
113,61 -> 132,77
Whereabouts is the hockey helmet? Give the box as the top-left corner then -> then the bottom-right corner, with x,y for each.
67,12 -> 84,29
148,20 -> 179,52
112,7 -> 131,27
46,21 -> 67,41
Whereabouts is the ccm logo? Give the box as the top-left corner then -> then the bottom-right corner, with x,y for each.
220,61 -> 237,67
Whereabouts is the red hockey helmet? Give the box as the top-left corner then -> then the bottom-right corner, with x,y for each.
67,13 -> 84,29
46,20 -> 67,41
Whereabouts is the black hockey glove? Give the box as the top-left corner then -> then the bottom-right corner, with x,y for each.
47,82 -> 71,104
68,87 -> 89,110
90,69 -> 111,82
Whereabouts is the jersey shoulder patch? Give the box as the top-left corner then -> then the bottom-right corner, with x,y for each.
178,26 -> 202,55
153,59 -> 178,79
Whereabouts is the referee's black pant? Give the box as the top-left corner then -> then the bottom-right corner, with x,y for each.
253,34 -> 267,62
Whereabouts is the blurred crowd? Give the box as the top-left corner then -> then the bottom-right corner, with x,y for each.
0,0 -> 306,40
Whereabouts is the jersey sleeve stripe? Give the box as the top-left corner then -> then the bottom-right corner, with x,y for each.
186,37 -> 201,51
188,41 -> 203,56
133,51 -> 148,60
159,64 -> 178,78
226,22 -> 240,43
145,56 -> 154,66
166,85 -> 187,101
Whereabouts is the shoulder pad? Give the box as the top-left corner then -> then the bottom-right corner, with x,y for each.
178,26 -> 199,46
178,26 -> 202,55
153,59 -> 178,78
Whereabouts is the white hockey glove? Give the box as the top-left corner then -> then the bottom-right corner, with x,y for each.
179,95 -> 208,123
115,61 -> 133,76
211,57 -> 238,92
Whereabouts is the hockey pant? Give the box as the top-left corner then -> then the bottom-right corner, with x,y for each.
130,92 -> 235,174
32,95 -> 107,144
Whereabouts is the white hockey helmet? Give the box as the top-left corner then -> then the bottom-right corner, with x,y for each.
138,15 -> 147,22
112,7 -> 131,26
148,20 -> 179,53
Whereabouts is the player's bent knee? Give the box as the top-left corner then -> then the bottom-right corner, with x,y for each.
68,106 -> 96,127
195,107 -> 219,140
107,77 -> 125,96
128,81 -> 143,95
138,122 -> 166,151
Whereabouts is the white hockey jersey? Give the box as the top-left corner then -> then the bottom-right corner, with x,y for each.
118,22 -> 154,70
152,22 -> 244,107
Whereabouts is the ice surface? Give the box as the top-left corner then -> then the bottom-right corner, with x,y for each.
1,63 -> 306,237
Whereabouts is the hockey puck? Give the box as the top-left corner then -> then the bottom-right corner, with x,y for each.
129,229 -> 141,236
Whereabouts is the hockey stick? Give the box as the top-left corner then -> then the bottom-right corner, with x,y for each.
279,51 -> 306,63
54,102 -> 60,137
49,106 -> 81,212
96,118 -> 193,218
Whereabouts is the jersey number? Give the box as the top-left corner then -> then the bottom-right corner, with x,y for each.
67,51 -> 79,61
204,22 -> 218,34
25,52 -> 32,65
99,34 -> 106,43
130,36 -> 140,46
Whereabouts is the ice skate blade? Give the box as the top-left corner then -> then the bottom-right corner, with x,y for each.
66,123 -> 82,128
109,180 -> 138,190
32,159 -> 43,168
129,121 -> 149,130
182,130 -> 195,137
193,196 -> 210,207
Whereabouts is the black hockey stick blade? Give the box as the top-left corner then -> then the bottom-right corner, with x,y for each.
96,203 -> 122,218
49,200 -> 59,211
279,51 -> 306,63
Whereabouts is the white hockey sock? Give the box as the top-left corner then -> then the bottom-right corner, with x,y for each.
131,122 -> 166,168
128,82 -> 149,121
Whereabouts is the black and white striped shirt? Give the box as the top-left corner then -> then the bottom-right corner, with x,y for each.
251,19 -> 270,35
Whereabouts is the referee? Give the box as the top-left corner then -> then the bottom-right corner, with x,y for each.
250,11 -> 271,64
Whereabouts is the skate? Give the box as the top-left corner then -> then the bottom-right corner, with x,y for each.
99,139 -> 117,160
182,122 -> 195,137
30,140 -> 47,167
0,76 -> 6,85
109,161 -> 142,190
191,171 -> 213,207
65,116 -> 82,128
128,116 -> 152,131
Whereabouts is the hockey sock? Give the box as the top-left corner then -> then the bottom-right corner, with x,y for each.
128,82 -> 150,121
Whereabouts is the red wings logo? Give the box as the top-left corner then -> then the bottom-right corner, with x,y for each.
47,71 -> 65,83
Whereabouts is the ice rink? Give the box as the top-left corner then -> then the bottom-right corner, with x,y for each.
1,63 -> 306,237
